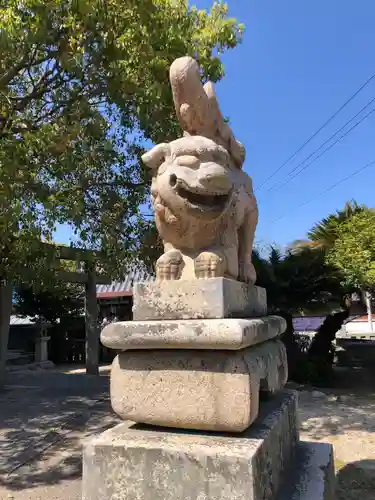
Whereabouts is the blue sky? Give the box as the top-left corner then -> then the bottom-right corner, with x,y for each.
55,0 -> 375,250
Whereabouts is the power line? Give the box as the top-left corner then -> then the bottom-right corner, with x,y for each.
271,158 -> 375,224
264,96 -> 375,194
256,71 -> 375,191
265,104 -> 375,195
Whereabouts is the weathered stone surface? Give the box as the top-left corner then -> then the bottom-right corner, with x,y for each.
110,339 -> 288,432
82,391 -> 299,500
141,57 -> 258,284
101,315 -> 286,351
277,441 -> 335,500
133,278 -> 267,321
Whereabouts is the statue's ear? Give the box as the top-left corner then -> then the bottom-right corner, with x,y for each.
141,143 -> 170,170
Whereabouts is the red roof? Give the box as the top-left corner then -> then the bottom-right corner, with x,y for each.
97,291 -> 133,299
96,270 -> 154,300
357,315 -> 375,321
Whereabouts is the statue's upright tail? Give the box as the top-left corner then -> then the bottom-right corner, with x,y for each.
169,56 -> 245,169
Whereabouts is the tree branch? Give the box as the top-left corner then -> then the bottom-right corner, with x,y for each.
0,54 -> 30,87
0,51 -> 57,88
15,61 -> 63,112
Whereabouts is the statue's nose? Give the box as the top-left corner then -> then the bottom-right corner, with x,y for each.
197,164 -> 231,192
169,174 -> 178,187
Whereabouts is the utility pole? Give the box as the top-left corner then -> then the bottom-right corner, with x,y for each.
364,290 -> 373,331
0,279 -> 12,390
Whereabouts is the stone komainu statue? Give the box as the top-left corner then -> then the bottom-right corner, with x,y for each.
142,56 -> 258,283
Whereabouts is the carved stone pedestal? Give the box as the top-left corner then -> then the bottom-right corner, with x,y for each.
100,279 -> 287,432
109,340 -> 287,432
132,278 -> 267,320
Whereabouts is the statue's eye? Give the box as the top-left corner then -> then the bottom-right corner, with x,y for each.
157,162 -> 168,175
175,155 -> 200,168
212,152 -> 229,168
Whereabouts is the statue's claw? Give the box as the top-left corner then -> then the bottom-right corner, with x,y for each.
238,261 -> 257,285
156,250 -> 184,280
194,251 -> 226,279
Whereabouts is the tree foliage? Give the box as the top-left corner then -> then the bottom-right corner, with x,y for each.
327,209 -> 375,291
255,202 -> 375,385
291,200 -> 365,252
253,246 -> 352,385
253,246 -> 346,385
13,257 -> 84,323
0,0 -> 243,281
253,246 -> 343,314
13,281 -> 83,324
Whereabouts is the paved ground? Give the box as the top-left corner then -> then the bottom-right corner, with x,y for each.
299,388 -> 375,500
0,366 -> 119,500
1,366 -> 375,499
294,368 -> 375,500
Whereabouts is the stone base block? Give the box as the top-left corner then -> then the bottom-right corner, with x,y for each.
82,391 -> 299,500
133,278 -> 267,320
276,441 -> 335,500
110,339 -> 288,432
101,316 -> 286,351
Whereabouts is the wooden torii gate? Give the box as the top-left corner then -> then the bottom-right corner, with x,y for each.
0,243 -> 111,389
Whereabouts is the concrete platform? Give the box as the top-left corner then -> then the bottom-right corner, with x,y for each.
82,391 -> 298,500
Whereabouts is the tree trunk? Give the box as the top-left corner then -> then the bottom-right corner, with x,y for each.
278,311 -> 301,380
0,279 -> 13,390
308,309 -> 350,359
85,265 -> 99,375
307,307 -> 350,385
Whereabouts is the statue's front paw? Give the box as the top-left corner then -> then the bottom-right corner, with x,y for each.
156,250 -> 184,280
239,262 -> 256,284
194,252 -> 226,279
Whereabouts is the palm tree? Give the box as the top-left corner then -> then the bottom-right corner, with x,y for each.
290,200 -> 365,252
253,246 -> 343,315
